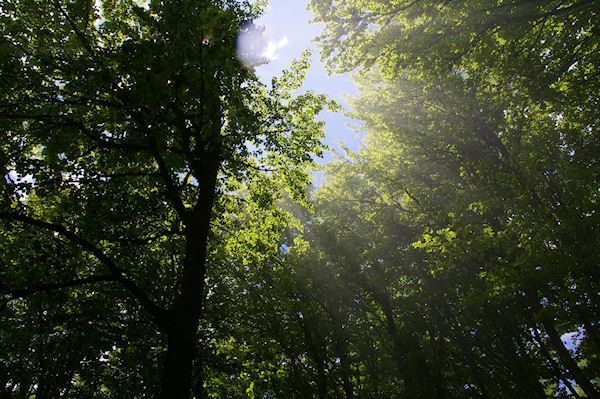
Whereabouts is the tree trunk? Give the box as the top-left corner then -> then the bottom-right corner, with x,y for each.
530,321 -> 579,397
526,288 -> 599,398
454,334 -> 490,399
158,218 -> 211,398
540,316 -> 600,399
327,307 -> 354,399
159,314 -> 200,399
493,321 -> 546,398
371,287 -> 428,398
300,313 -> 328,398
578,309 -> 600,352
158,143 -> 220,398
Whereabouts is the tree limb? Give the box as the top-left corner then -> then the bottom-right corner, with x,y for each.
3,274 -> 116,301
149,141 -> 189,219
0,212 -> 168,327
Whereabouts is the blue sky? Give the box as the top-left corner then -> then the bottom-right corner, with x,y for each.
250,0 -> 363,164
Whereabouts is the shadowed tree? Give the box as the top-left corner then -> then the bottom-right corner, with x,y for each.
0,0 -> 331,397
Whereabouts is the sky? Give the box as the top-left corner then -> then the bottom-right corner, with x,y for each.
246,0 -> 363,164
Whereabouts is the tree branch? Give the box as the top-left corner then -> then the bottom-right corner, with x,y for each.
1,113 -> 150,152
0,212 -> 167,327
52,0 -> 96,56
3,274 -> 116,301
148,142 -> 189,220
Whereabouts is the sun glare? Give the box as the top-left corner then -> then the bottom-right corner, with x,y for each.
236,23 -> 289,68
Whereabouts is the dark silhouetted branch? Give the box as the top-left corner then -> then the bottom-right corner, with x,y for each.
4,274 -> 116,300
0,211 -> 167,327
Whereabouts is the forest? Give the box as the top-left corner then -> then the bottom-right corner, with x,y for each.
0,0 -> 598,398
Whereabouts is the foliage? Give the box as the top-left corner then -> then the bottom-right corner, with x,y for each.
263,0 -> 600,396
0,0 -> 331,397
2,0 -> 600,397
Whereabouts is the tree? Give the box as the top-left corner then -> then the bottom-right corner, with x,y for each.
303,0 -> 600,396
0,0 -> 331,397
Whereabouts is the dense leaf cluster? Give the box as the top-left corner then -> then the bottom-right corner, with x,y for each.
1,0 -> 330,397
1,0 -> 599,398
249,0 -> 597,397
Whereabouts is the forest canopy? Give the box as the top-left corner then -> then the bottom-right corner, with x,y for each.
1,0 -> 599,398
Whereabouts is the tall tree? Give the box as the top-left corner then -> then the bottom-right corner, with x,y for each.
306,0 -> 600,396
0,0 -> 330,397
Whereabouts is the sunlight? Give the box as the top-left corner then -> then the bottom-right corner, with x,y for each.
236,23 -> 289,68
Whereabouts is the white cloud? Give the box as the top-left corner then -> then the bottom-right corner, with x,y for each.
236,24 -> 289,68
262,36 -> 289,61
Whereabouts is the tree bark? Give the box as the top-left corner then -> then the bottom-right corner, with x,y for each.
157,237 -> 208,399
530,321 -> 579,397
526,288 -> 599,398
540,315 -> 600,399
158,137 -> 221,398
159,314 -> 200,399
